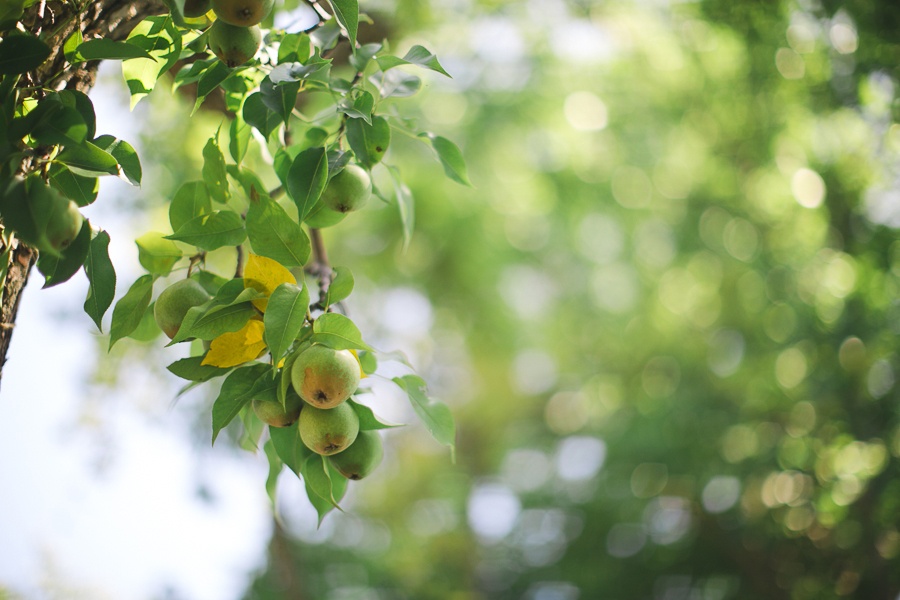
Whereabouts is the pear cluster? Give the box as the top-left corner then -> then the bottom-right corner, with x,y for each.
195,0 -> 272,68
254,343 -> 384,480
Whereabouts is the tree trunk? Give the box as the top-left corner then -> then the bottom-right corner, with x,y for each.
0,0 -> 166,387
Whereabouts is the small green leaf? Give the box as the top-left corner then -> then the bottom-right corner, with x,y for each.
264,283 -> 310,363
108,274 -> 154,351
302,454 -> 340,511
369,69 -> 421,98
323,266 -> 353,307
346,116 -> 390,168
122,15 -> 183,109
188,302 -> 255,340
57,140 -> 119,177
167,356 -> 231,382
94,135 -> 142,186
386,165 -> 414,251
64,29 -> 83,63
127,300 -> 162,342
229,113 -> 251,165
269,420 -> 312,475
38,218 -> 91,288
202,136 -> 229,203
337,91 -> 374,124
327,0 -> 358,47
31,106 -> 88,146
0,35 -> 50,75
169,181 -> 211,233
311,312 -> 373,352
260,76 -> 301,122
166,211 -> 247,251
246,192 -> 311,267
83,230 -> 116,332
375,45 -> 451,77
420,133 -> 472,187
348,398 -> 403,431
73,39 -> 155,62
211,363 -> 269,445
242,92 -> 283,139
394,374 -> 456,461
59,90 -> 96,140
277,33 -> 311,65
48,164 -> 98,207
357,349 -> 377,375
136,231 -> 182,275
286,147 -> 328,221
191,270 -> 230,296
239,404 -> 266,452
349,43 -> 381,72
263,439 -> 283,508
194,61 -> 237,115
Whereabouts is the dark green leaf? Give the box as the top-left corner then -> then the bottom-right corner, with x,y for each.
394,374 -> 456,460
302,454 -> 341,515
127,300 -> 162,342
93,135 -> 142,186
327,0 -> 358,48
263,439 -> 283,507
48,164 -> 98,207
286,147 -> 328,221
167,356 -> 231,382
211,363 -> 269,445
188,302 -> 255,340
264,283 -> 309,363
59,90 -> 96,140
311,312 -> 373,351
337,91 -> 374,124
349,43 -> 381,72
172,58 -> 216,91
194,61 -> 237,114
73,39 -> 155,62
346,116 -> 390,168
202,136 -> 229,203
269,60 -> 330,85
246,192 -> 311,267
323,266 -> 353,307
348,398 -> 403,431
38,218 -> 90,288
166,211 -> 247,251
242,92 -> 283,139
420,133 -> 473,187
57,140 -> 119,177
239,404 -> 266,451
0,35 -> 50,75
169,181 -> 211,233
31,106 -> 87,146
269,419 -> 312,475
108,274 -> 154,351
229,113 -> 251,165
326,149 -> 352,178
260,76 -> 301,121
83,230 -> 115,332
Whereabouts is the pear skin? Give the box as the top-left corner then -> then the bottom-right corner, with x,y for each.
154,279 -> 211,339
252,390 -> 303,427
299,403 -> 359,456
320,165 -> 372,214
44,198 -> 83,251
210,0 -> 272,27
329,430 -> 384,480
208,20 -> 261,68
291,344 -> 360,409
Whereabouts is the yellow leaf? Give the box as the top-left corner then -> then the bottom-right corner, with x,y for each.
350,349 -> 367,379
244,254 -> 297,312
202,320 -> 267,368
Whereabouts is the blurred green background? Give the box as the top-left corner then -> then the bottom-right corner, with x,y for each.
24,0 -> 900,598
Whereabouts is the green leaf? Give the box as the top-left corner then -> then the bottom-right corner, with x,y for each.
310,18 -> 341,51
277,33 -> 311,65
375,45 -> 451,77
346,116 -> 390,168
229,113 -> 251,165
83,230 -> 115,332
169,181 -> 211,233
263,439 -> 283,508
64,29 -> 82,63
348,398 -> 403,431
269,419 -> 312,475
127,300 -> 162,342
337,91 -> 374,124
166,211 -> 247,251
0,35 -> 50,75
172,58 -> 216,91
37,218 -> 91,288
91,135 -> 142,186
194,61 -> 237,115
327,0 -> 359,48
168,299 -> 215,345
31,106 -> 88,146
122,15 -> 183,110
357,349 -> 377,375
211,363 -> 269,445
167,356 -> 231,382
57,141 -> 119,177
246,192 -> 311,267
311,312 -> 373,352
226,164 -> 268,201
0,178 -> 55,252
349,43 -> 381,72
286,147 -> 328,221
278,344 -> 307,405
323,266 -> 353,307
59,90 -> 96,140
369,69 -> 421,98
188,302 -> 256,340
108,274 -> 154,351
242,92 -> 283,139
420,133 -> 472,187
264,283 -> 309,363
394,374 -> 456,460
136,231 -> 182,275
48,164 -> 99,207
202,136 -> 229,203
239,404 -> 266,452
386,165 -> 414,252
302,454 -> 341,515
73,39 -> 155,62
260,76 -> 301,122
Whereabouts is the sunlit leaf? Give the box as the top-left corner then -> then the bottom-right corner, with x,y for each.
201,319 -> 267,368
243,253 -> 297,312
264,282 -> 310,363
394,374 -> 456,461
108,274 -> 154,351
311,312 -> 373,352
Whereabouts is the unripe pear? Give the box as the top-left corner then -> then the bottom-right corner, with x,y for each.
304,200 -> 347,229
329,430 -> 384,480
44,197 -> 83,251
154,279 -> 211,339
207,20 -> 261,68
253,389 -> 303,427
183,0 -> 211,17
320,165 -> 371,214
210,0 -> 272,27
299,402 -> 359,456
291,344 -> 360,409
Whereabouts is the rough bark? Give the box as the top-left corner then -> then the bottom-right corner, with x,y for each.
0,0 -> 166,387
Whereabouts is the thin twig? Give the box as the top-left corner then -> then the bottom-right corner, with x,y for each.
235,245 -> 244,278
307,227 -> 332,301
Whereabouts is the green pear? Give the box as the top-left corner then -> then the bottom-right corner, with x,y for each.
253,389 -> 303,427
207,20 -> 261,68
154,279 -> 211,339
303,200 -> 348,229
291,344 -> 360,409
299,402 -> 359,455
183,0 -> 211,18
44,197 -> 83,251
210,0 -> 272,26
329,430 -> 384,480
320,165 -> 371,214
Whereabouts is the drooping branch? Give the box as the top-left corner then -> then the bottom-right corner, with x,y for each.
0,0 -> 166,387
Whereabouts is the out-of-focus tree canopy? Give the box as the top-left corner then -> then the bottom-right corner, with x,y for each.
118,0 -> 900,598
